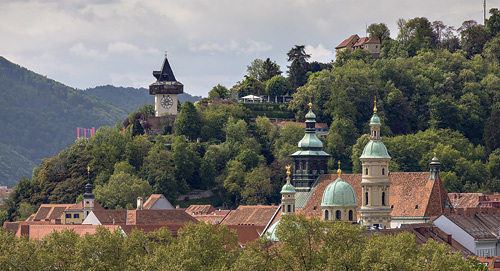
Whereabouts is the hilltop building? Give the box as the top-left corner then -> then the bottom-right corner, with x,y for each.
149,53 -> 184,117
335,34 -> 381,58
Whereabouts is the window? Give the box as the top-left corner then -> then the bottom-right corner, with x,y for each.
287,205 -> 291,213
65,214 -> 71,219
349,210 -> 353,221
325,210 -> 329,220
365,168 -> 368,175
74,214 -> 80,219
365,192 -> 369,206
382,168 -> 385,175
382,192 -> 386,206
336,210 -> 341,220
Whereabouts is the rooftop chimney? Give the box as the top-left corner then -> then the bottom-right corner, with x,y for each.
137,197 -> 143,210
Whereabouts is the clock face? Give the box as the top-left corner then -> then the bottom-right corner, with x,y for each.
160,95 -> 174,109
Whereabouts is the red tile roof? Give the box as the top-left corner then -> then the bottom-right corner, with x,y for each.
476,256 -> 500,270
226,224 -> 263,246
449,193 -> 482,209
191,210 -> 231,224
90,209 -> 128,225
133,209 -> 198,225
353,37 -> 380,47
32,204 -> 73,221
299,172 -> 451,219
335,34 -> 359,49
185,205 -> 216,215
27,224 -> 121,240
143,194 -> 162,209
221,205 -> 279,227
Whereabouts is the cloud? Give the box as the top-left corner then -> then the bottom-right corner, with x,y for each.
305,44 -> 334,63
189,39 -> 272,55
69,43 -> 106,59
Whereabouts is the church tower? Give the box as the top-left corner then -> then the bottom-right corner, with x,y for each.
291,103 -> 330,192
149,53 -> 184,117
281,165 -> 296,215
321,162 -> 357,222
359,99 -> 392,228
83,166 -> 95,219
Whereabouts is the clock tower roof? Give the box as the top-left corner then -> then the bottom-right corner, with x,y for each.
153,53 -> 177,82
149,54 -> 184,95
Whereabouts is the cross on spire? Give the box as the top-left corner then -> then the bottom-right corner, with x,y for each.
337,161 -> 342,176
374,96 -> 378,113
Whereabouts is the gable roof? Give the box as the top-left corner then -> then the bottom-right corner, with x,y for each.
335,34 -> 359,49
353,37 -> 380,47
32,204 -> 73,221
132,209 -> 198,225
298,172 -> 451,219
221,205 -> 280,227
89,209 -> 128,225
226,224 -> 263,246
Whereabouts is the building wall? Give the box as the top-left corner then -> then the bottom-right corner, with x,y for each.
433,215 -> 477,254
390,217 -> 430,228
63,211 -> 84,224
150,197 -> 174,210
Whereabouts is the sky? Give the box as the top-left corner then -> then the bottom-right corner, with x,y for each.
0,0 -> 495,97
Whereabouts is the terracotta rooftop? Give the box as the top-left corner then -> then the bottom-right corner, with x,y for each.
221,205 -> 280,227
185,205 -> 216,215
143,194 -> 162,209
226,224 -> 263,246
476,256 -> 500,270
353,37 -> 380,47
299,172 -> 451,219
26,224 -> 121,240
448,193 -> 482,209
335,34 -> 359,49
132,209 -> 198,225
89,209 -> 128,225
32,204 -> 73,221
191,210 -> 231,224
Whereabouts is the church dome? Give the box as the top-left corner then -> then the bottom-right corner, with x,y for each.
370,112 -> 381,125
360,141 -> 391,159
281,183 -> 296,193
321,177 -> 358,207
297,134 -> 323,149
265,219 -> 281,241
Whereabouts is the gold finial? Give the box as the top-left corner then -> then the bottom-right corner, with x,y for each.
434,152 -> 436,157
374,96 -> 377,113
308,102 -> 312,109
286,165 -> 291,176
87,166 -> 90,174
337,161 -> 342,176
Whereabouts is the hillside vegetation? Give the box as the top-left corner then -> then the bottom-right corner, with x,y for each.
2,14 -> 500,224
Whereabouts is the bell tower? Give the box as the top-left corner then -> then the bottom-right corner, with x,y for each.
281,165 -> 296,215
359,99 -> 392,228
83,166 -> 95,219
149,53 -> 184,117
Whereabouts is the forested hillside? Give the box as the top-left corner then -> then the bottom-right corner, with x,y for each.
0,57 -> 128,187
2,13 -> 500,224
83,85 -> 201,114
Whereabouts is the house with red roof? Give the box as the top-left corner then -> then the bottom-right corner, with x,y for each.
335,34 -> 381,58
185,205 -> 231,224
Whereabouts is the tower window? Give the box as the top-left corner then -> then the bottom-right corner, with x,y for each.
365,192 -> 369,206
325,210 -> 329,220
382,168 -> 385,175
287,205 -> 291,213
365,168 -> 368,175
349,210 -> 353,221
382,192 -> 386,206
336,210 -> 341,220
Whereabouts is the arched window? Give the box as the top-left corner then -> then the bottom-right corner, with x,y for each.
365,168 -> 368,175
287,205 -> 291,213
349,210 -> 353,221
382,192 -> 386,206
336,210 -> 341,220
325,210 -> 329,220
365,192 -> 369,206
382,168 -> 385,175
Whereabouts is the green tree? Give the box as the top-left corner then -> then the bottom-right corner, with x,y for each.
486,8 -> 500,37
175,101 -> 202,141
459,20 -> 490,57
367,23 -> 391,43
266,75 -> 290,103
208,84 -> 229,100
241,166 -> 273,205
261,58 -> 282,81
94,172 -> 153,209
246,59 -> 265,81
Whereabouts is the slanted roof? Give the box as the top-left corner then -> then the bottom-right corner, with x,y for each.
335,34 -> 359,49
448,193 -> 482,209
32,204 -> 73,221
442,214 -> 498,240
299,172 -> 451,219
221,205 -> 280,227
353,37 -> 380,47
226,224 -> 262,246
90,209 -> 128,225
27,224 -> 121,240
185,205 -> 216,215
132,209 -> 198,225
143,194 -> 174,210
153,55 -> 177,82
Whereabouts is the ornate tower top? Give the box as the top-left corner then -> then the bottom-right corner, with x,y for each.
149,55 -> 184,95
360,98 -> 390,159
429,153 -> 441,180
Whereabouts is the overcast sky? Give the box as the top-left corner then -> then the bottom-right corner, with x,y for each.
1,0 -> 495,97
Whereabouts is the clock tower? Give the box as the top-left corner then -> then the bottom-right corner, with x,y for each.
149,53 -> 184,116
